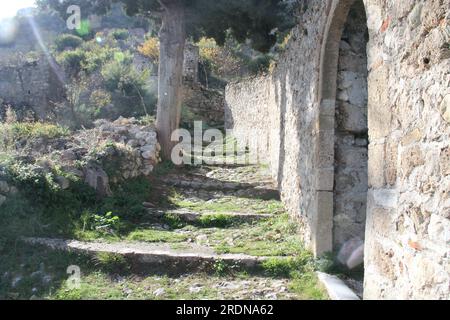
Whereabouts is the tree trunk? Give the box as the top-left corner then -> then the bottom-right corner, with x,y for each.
156,1 -> 186,160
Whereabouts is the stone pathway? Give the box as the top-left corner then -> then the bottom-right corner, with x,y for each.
23,159 -> 327,300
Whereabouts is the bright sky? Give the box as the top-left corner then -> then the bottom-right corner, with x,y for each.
0,0 -> 36,19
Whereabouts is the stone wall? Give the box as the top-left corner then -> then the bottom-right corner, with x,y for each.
0,55 -> 65,121
333,1 -> 368,247
184,85 -> 225,128
225,75 -> 280,178
225,0 -> 450,300
0,117 -> 160,201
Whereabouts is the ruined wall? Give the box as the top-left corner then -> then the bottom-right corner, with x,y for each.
0,56 -> 65,120
225,0 -> 450,300
226,1 -> 328,247
225,75 -> 280,175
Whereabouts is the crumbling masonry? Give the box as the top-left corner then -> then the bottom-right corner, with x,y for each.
225,0 -> 450,299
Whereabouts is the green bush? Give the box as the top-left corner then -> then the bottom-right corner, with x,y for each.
112,29 -> 129,40
56,49 -> 86,73
0,122 -> 70,152
82,45 -> 130,74
55,34 -> 84,51
81,211 -> 121,235
101,60 -> 147,96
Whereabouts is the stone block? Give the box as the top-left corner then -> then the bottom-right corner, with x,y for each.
440,147 -> 450,176
401,128 -> 423,146
0,180 -> 9,194
439,94 -> 450,124
336,102 -> 368,133
384,142 -> 398,186
368,143 -> 385,188
368,65 -> 391,139
316,130 -> 335,168
368,207 -> 394,238
316,167 -> 334,191
312,191 -> 333,256
400,145 -> 425,178
0,194 -> 6,206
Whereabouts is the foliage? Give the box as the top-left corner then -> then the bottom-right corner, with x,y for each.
81,211 -> 121,236
0,156 -> 152,242
98,177 -> 152,220
198,214 -> 234,228
137,37 -> 160,61
54,34 -> 84,51
56,41 -> 130,75
42,0 -> 296,56
89,89 -> 112,110
111,29 -> 129,40
56,49 -> 86,74
101,59 -> 146,96
0,122 -> 70,152
93,252 -> 131,274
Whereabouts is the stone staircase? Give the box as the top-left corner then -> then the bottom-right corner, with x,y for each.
22,159 -> 325,299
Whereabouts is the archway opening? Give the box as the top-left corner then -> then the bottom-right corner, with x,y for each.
333,0 -> 368,290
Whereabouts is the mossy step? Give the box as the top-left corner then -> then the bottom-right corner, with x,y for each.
160,176 -> 254,191
22,237 -> 285,275
144,208 -> 273,225
160,178 -> 278,199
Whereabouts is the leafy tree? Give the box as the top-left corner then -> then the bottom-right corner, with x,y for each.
37,0 -> 295,159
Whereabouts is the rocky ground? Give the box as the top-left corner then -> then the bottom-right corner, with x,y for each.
3,156 -> 328,300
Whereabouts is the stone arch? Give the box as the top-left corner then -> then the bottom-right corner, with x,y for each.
313,0 -> 369,256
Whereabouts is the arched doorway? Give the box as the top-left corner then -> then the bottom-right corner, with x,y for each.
315,0 -> 368,259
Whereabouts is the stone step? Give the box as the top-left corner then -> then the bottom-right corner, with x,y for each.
160,176 -> 256,191
22,238 -> 282,275
144,208 -> 273,225
160,176 -> 278,196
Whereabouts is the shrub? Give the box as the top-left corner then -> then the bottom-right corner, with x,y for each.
56,49 -> 86,74
86,46 -> 132,73
55,34 -> 84,51
101,60 -> 149,98
138,37 -> 159,61
89,90 -> 112,110
81,211 -> 121,235
0,122 -> 70,152
198,37 -> 221,65
111,29 -> 129,40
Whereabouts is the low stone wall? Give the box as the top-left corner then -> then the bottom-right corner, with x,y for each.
0,117 -> 160,201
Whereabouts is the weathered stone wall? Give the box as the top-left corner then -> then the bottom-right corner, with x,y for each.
362,0 -> 450,300
0,55 -> 65,120
333,1 -> 368,247
226,1 -> 327,246
225,0 -> 450,300
184,85 -> 225,128
224,75 -> 280,178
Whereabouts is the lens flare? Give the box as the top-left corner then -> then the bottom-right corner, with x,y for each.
0,18 -> 18,45
26,15 -> 66,85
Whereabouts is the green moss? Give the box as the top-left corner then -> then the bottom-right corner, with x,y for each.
93,252 -> 131,274
126,229 -> 188,243
198,214 -> 235,228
